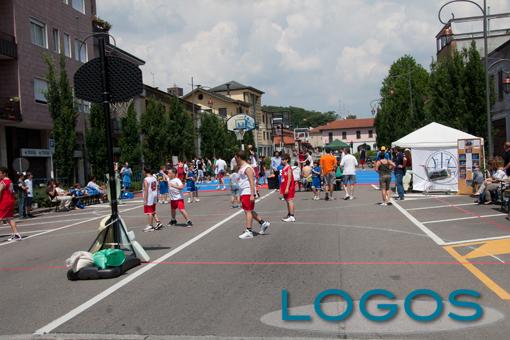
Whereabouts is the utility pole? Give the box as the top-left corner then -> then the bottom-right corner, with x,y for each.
191,77 -> 201,158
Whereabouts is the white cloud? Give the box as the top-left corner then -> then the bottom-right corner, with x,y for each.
96,0 -> 510,116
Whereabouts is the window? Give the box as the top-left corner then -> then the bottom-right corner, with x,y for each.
356,130 -> 361,139
52,29 -> 60,53
71,0 -> 85,13
218,108 -> 227,118
34,78 -> 48,103
74,39 -> 87,62
30,18 -> 47,48
342,131 -> 347,140
262,114 -> 265,123
368,130 -> 373,138
63,33 -> 71,57
328,132 -> 333,143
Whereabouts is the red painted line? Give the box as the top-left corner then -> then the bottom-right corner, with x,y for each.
433,197 -> 510,232
4,260 -> 510,272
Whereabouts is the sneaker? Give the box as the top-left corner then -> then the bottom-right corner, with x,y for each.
344,196 -> 350,200
186,220 -> 193,227
379,202 -> 387,206
154,222 -> 164,230
349,196 -> 354,200
187,198 -> 192,203
260,221 -> 270,234
325,195 -> 329,201
168,219 -> 177,226
282,215 -> 296,222
239,229 -> 254,239
143,225 -> 155,232
7,233 -> 22,241
194,198 -> 200,202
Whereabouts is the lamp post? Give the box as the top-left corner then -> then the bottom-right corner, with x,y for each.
438,0 -> 491,156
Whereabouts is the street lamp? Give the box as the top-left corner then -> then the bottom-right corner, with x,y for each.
438,0 -> 491,156
370,98 -> 382,116
488,58 -> 510,94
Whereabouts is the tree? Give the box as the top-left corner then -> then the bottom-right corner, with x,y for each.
44,54 -> 77,183
119,103 -> 141,168
85,103 -> 108,178
345,114 -> 357,119
262,105 -> 337,128
200,113 -> 239,160
140,99 -> 168,170
168,97 -> 194,160
375,55 -> 429,146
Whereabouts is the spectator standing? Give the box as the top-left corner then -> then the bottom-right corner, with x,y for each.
271,151 -> 282,177
120,162 -> 133,193
16,173 -> 27,219
24,172 -> 34,218
359,148 -> 366,170
340,148 -> 358,200
319,149 -> 337,201
394,148 -> 407,201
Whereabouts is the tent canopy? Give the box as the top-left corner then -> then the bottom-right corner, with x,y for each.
325,139 -> 350,150
392,122 -> 478,148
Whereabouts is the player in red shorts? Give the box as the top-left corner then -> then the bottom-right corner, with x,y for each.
0,167 -> 21,241
280,154 -> 296,222
142,167 -> 163,232
236,150 -> 270,240
165,168 -> 192,227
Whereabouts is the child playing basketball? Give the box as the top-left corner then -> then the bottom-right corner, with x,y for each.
281,154 -> 296,222
0,167 -> 21,241
165,168 -> 193,227
229,171 -> 240,208
236,151 -> 270,239
143,167 -> 163,232
186,163 -> 200,203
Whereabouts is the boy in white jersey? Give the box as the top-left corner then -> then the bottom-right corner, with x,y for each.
236,150 -> 270,239
165,168 -> 193,227
143,167 -> 163,232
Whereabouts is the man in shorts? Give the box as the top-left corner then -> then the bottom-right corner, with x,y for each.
320,149 -> 337,201
281,154 -> 296,222
340,148 -> 358,200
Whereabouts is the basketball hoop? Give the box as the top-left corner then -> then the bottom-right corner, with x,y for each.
234,128 -> 245,141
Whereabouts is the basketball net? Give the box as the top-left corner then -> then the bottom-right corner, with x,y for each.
234,128 -> 245,141
110,98 -> 134,118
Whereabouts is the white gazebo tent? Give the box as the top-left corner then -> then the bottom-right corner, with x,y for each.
392,122 -> 478,192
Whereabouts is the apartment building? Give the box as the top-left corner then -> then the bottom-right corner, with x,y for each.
0,0 -> 96,181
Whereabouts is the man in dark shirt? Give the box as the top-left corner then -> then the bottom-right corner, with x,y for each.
504,142 -> 510,176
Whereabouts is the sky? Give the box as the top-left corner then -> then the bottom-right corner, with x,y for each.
96,0 -> 510,118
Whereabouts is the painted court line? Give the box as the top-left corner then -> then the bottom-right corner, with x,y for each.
443,235 -> 510,246
391,200 -> 445,245
422,213 -> 507,225
33,190 -> 275,335
406,203 -> 477,211
0,205 -> 142,248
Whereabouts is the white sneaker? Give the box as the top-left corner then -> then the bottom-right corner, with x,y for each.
143,225 -> 155,232
194,198 -> 200,202
259,221 -> 270,234
349,196 -> 354,200
238,229 -> 254,239
7,233 -> 22,241
187,198 -> 192,203
282,215 -> 296,222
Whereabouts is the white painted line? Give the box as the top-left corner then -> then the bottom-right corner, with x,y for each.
406,203 -> 477,211
422,213 -> 507,225
0,205 -> 142,248
443,235 -> 510,246
33,190 -> 275,335
391,200 -> 445,245
0,218 -> 84,229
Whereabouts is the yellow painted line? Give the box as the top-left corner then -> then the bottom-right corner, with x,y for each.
444,245 -> 510,300
464,238 -> 510,260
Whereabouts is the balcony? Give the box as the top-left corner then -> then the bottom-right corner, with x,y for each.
0,97 -> 22,122
0,31 -> 17,59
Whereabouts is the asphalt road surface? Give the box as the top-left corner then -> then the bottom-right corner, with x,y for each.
1,184 -> 510,339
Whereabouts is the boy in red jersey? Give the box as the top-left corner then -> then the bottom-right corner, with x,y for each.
0,167 -> 21,241
280,154 -> 296,222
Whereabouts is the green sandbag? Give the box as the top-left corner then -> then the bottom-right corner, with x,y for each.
93,249 -> 126,269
